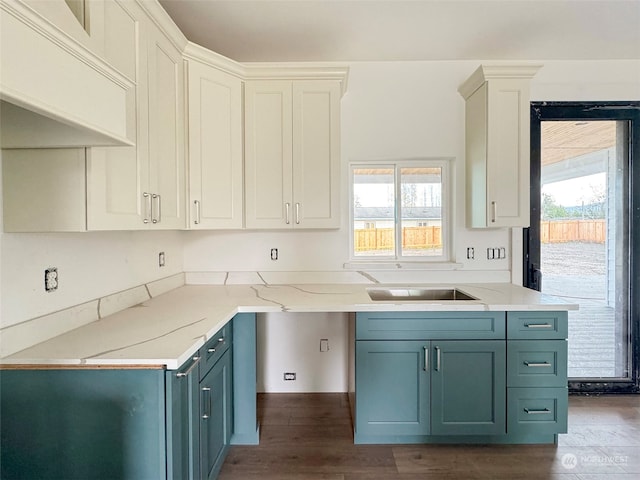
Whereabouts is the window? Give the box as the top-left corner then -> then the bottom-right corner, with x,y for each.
351,160 -> 450,261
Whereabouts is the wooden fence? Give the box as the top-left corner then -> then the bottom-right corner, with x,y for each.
355,220 -> 604,253
540,219 -> 606,244
354,226 -> 442,252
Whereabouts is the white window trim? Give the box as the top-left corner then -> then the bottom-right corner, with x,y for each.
348,157 -> 453,264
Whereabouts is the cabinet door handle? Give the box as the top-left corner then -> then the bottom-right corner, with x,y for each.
285,203 -> 291,224
423,346 -> 429,371
491,201 -> 497,223
143,192 -> 152,224
176,355 -> 201,378
194,200 -> 201,225
152,194 -> 161,224
202,387 -> 211,419
524,323 -> 553,329
435,346 -> 441,371
524,407 -> 550,414
295,203 -> 300,225
524,361 -> 552,367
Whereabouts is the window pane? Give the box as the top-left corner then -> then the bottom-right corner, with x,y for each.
400,167 -> 443,257
353,167 -> 395,257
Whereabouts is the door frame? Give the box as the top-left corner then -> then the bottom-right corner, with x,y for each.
524,101 -> 640,394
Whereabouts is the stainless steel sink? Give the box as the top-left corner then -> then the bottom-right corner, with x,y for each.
367,287 -> 478,302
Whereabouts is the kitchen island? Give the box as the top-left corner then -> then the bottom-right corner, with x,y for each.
1,282 -> 575,479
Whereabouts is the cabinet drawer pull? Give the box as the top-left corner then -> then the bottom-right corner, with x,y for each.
285,203 -> 291,224
524,361 -> 552,367
202,387 -> 211,419
143,192 -> 152,224
524,407 -> 550,414
176,355 -> 201,378
423,346 -> 429,371
194,200 -> 201,225
207,338 -> 225,353
295,203 -> 300,225
435,346 -> 441,371
524,323 -> 553,329
152,194 -> 161,224
491,201 -> 497,223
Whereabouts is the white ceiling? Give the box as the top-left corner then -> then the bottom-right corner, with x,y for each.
158,0 -> 640,62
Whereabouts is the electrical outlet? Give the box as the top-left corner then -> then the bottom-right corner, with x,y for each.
283,372 -> 296,381
270,248 -> 278,261
320,339 -> 329,352
44,267 -> 58,292
159,252 -> 165,267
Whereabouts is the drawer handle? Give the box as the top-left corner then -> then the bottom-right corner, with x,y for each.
524,323 -> 553,329
524,407 -> 550,414
176,355 -> 201,378
207,338 -> 225,353
524,361 -> 552,367
435,346 -> 441,371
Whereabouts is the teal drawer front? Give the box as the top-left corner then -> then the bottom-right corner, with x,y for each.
200,322 -> 232,380
507,340 -> 568,387
356,311 -> 506,340
508,387 -> 568,435
507,311 -> 568,340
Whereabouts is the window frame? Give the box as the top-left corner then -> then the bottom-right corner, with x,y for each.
349,158 -> 452,263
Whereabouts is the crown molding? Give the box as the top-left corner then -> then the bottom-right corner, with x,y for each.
458,64 -> 543,99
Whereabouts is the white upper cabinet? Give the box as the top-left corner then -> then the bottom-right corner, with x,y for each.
245,79 -> 341,229
187,60 -> 243,229
459,65 -> 541,229
3,0 -> 186,232
0,0 -> 132,148
88,1 -> 185,231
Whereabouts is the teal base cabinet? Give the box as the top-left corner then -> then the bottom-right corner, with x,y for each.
1,322 -> 234,480
353,311 -> 568,445
1,369 -> 167,480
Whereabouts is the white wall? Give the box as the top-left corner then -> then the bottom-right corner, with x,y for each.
257,312 -> 349,393
0,227 -> 184,329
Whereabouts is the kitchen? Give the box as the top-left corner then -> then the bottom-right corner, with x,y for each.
1,1 -> 639,479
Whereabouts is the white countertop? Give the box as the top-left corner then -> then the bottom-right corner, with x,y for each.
1,282 -> 577,369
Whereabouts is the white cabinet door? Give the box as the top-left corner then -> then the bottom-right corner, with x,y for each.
485,79 -> 530,228
146,22 -> 186,230
87,0 -> 147,230
292,80 -> 341,229
244,81 -> 293,229
245,80 -> 340,229
187,61 -> 243,229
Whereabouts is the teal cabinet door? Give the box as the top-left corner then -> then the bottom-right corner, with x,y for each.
200,350 -> 232,480
431,340 -> 506,435
355,340 -> 430,438
166,356 -> 200,480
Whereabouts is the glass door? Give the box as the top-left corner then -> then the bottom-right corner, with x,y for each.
525,103 -> 640,392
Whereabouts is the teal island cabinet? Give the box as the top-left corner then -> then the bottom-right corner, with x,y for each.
0,318 -> 242,480
351,310 -> 568,444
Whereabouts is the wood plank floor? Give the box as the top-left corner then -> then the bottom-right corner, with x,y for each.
219,393 -> 640,480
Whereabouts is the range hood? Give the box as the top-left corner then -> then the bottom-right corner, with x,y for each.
1,0 -> 133,149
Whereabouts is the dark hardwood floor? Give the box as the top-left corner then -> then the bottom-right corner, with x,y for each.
219,393 -> 640,480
